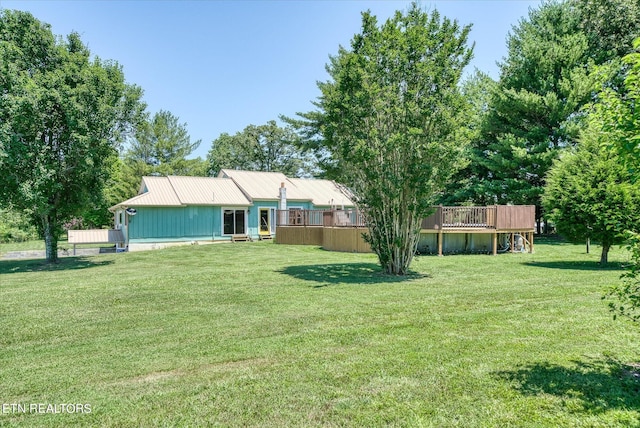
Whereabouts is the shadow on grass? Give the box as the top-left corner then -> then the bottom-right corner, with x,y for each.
522,261 -> 625,271
278,262 -> 427,287
533,235 -> 568,246
0,257 -> 114,275
495,357 -> 640,413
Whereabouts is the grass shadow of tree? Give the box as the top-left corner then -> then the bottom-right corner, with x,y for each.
278,263 -> 428,288
0,257 -> 114,275
521,261 -> 625,271
495,357 -> 640,413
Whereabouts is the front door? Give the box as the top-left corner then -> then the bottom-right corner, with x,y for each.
259,208 -> 270,236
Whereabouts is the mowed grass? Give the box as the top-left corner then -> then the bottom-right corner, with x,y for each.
1,238 -> 639,427
0,239 -> 113,255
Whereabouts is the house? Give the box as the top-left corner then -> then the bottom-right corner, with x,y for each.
109,170 -> 354,251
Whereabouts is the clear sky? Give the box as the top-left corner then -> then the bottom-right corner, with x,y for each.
1,0 -> 541,159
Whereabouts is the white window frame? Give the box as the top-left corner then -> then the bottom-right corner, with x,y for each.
270,208 -> 276,233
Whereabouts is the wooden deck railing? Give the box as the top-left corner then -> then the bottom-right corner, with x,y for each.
441,206 -> 495,228
276,209 -> 366,227
422,205 -> 534,230
277,205 -> 535,231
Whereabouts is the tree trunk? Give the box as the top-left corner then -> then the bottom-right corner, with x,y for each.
366,210 -> 420,275
600,241 -> 610,264
586,237 -> 590,254
43,216 -> 59,263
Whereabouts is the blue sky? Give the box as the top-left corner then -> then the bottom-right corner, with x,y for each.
2,0 -> 541,159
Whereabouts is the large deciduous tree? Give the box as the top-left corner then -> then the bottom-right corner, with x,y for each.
295,3 -> 472,274
207,120 -> 315,177
591,38 -> 640,178
0,10 -> 143,262
593,38 -> 640,320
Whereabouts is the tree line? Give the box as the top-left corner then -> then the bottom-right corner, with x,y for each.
1,0 -> 640,274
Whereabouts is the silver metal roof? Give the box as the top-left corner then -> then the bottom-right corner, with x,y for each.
111,170 -> 354,210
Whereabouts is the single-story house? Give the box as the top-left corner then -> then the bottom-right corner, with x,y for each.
109,170 -> 354,251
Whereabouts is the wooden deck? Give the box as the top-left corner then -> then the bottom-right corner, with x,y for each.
276,206 -> 535,255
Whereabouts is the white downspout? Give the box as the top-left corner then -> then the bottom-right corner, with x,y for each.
279,182 -> 287,225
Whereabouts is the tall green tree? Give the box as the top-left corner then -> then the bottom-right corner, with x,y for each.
0,10 -> 143,262
477,1 -> 591,224
573,0 -> 640,64
294,3 -> 472,274
591,38 -> 640,320
439,69 -> 496,205
461,0 -> 640,230
125,109 -> 205,177
542,132 -> 640,264
591,38 -> 640,178
207,120 -> 315,177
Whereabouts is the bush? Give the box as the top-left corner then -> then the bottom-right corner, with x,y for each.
605,231 -> 640,322
0,208 -> 39,243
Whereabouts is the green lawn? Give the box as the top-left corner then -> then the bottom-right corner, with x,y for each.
0,239 -> 113,256
1,238 -> 639,427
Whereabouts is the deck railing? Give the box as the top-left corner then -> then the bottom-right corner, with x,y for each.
276,209 -> 366,227
277,205 -> 535,230
441,206 -> 495,228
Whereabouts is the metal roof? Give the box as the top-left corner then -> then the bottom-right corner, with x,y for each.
167,176 -> 250,206
110,176 -> 250,210
287,178 -> 354,207
219,169 -> 307,200
110,170 -> 354,210
110,176 -> 182,210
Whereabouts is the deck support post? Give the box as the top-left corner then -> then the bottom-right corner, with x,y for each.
438,229 -> 443,256
492,232 -> 497,256
529,232 -> 534,253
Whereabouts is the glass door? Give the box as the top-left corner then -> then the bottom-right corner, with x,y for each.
259,208 -> 270,236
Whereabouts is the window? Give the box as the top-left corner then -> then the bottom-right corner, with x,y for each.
270,208 -> 276,233
223,209 -> 246,235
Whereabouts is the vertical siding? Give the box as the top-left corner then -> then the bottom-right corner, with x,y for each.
212,208 -> 222,239
129,206 -> 217,240
249,201 -> 280,237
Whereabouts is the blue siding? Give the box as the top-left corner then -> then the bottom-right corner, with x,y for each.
248,201 -> 278,237
128,201 -> 317,242
129,206 -> 217,240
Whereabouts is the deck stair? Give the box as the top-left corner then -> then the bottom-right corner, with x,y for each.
231,234 -> 251,242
